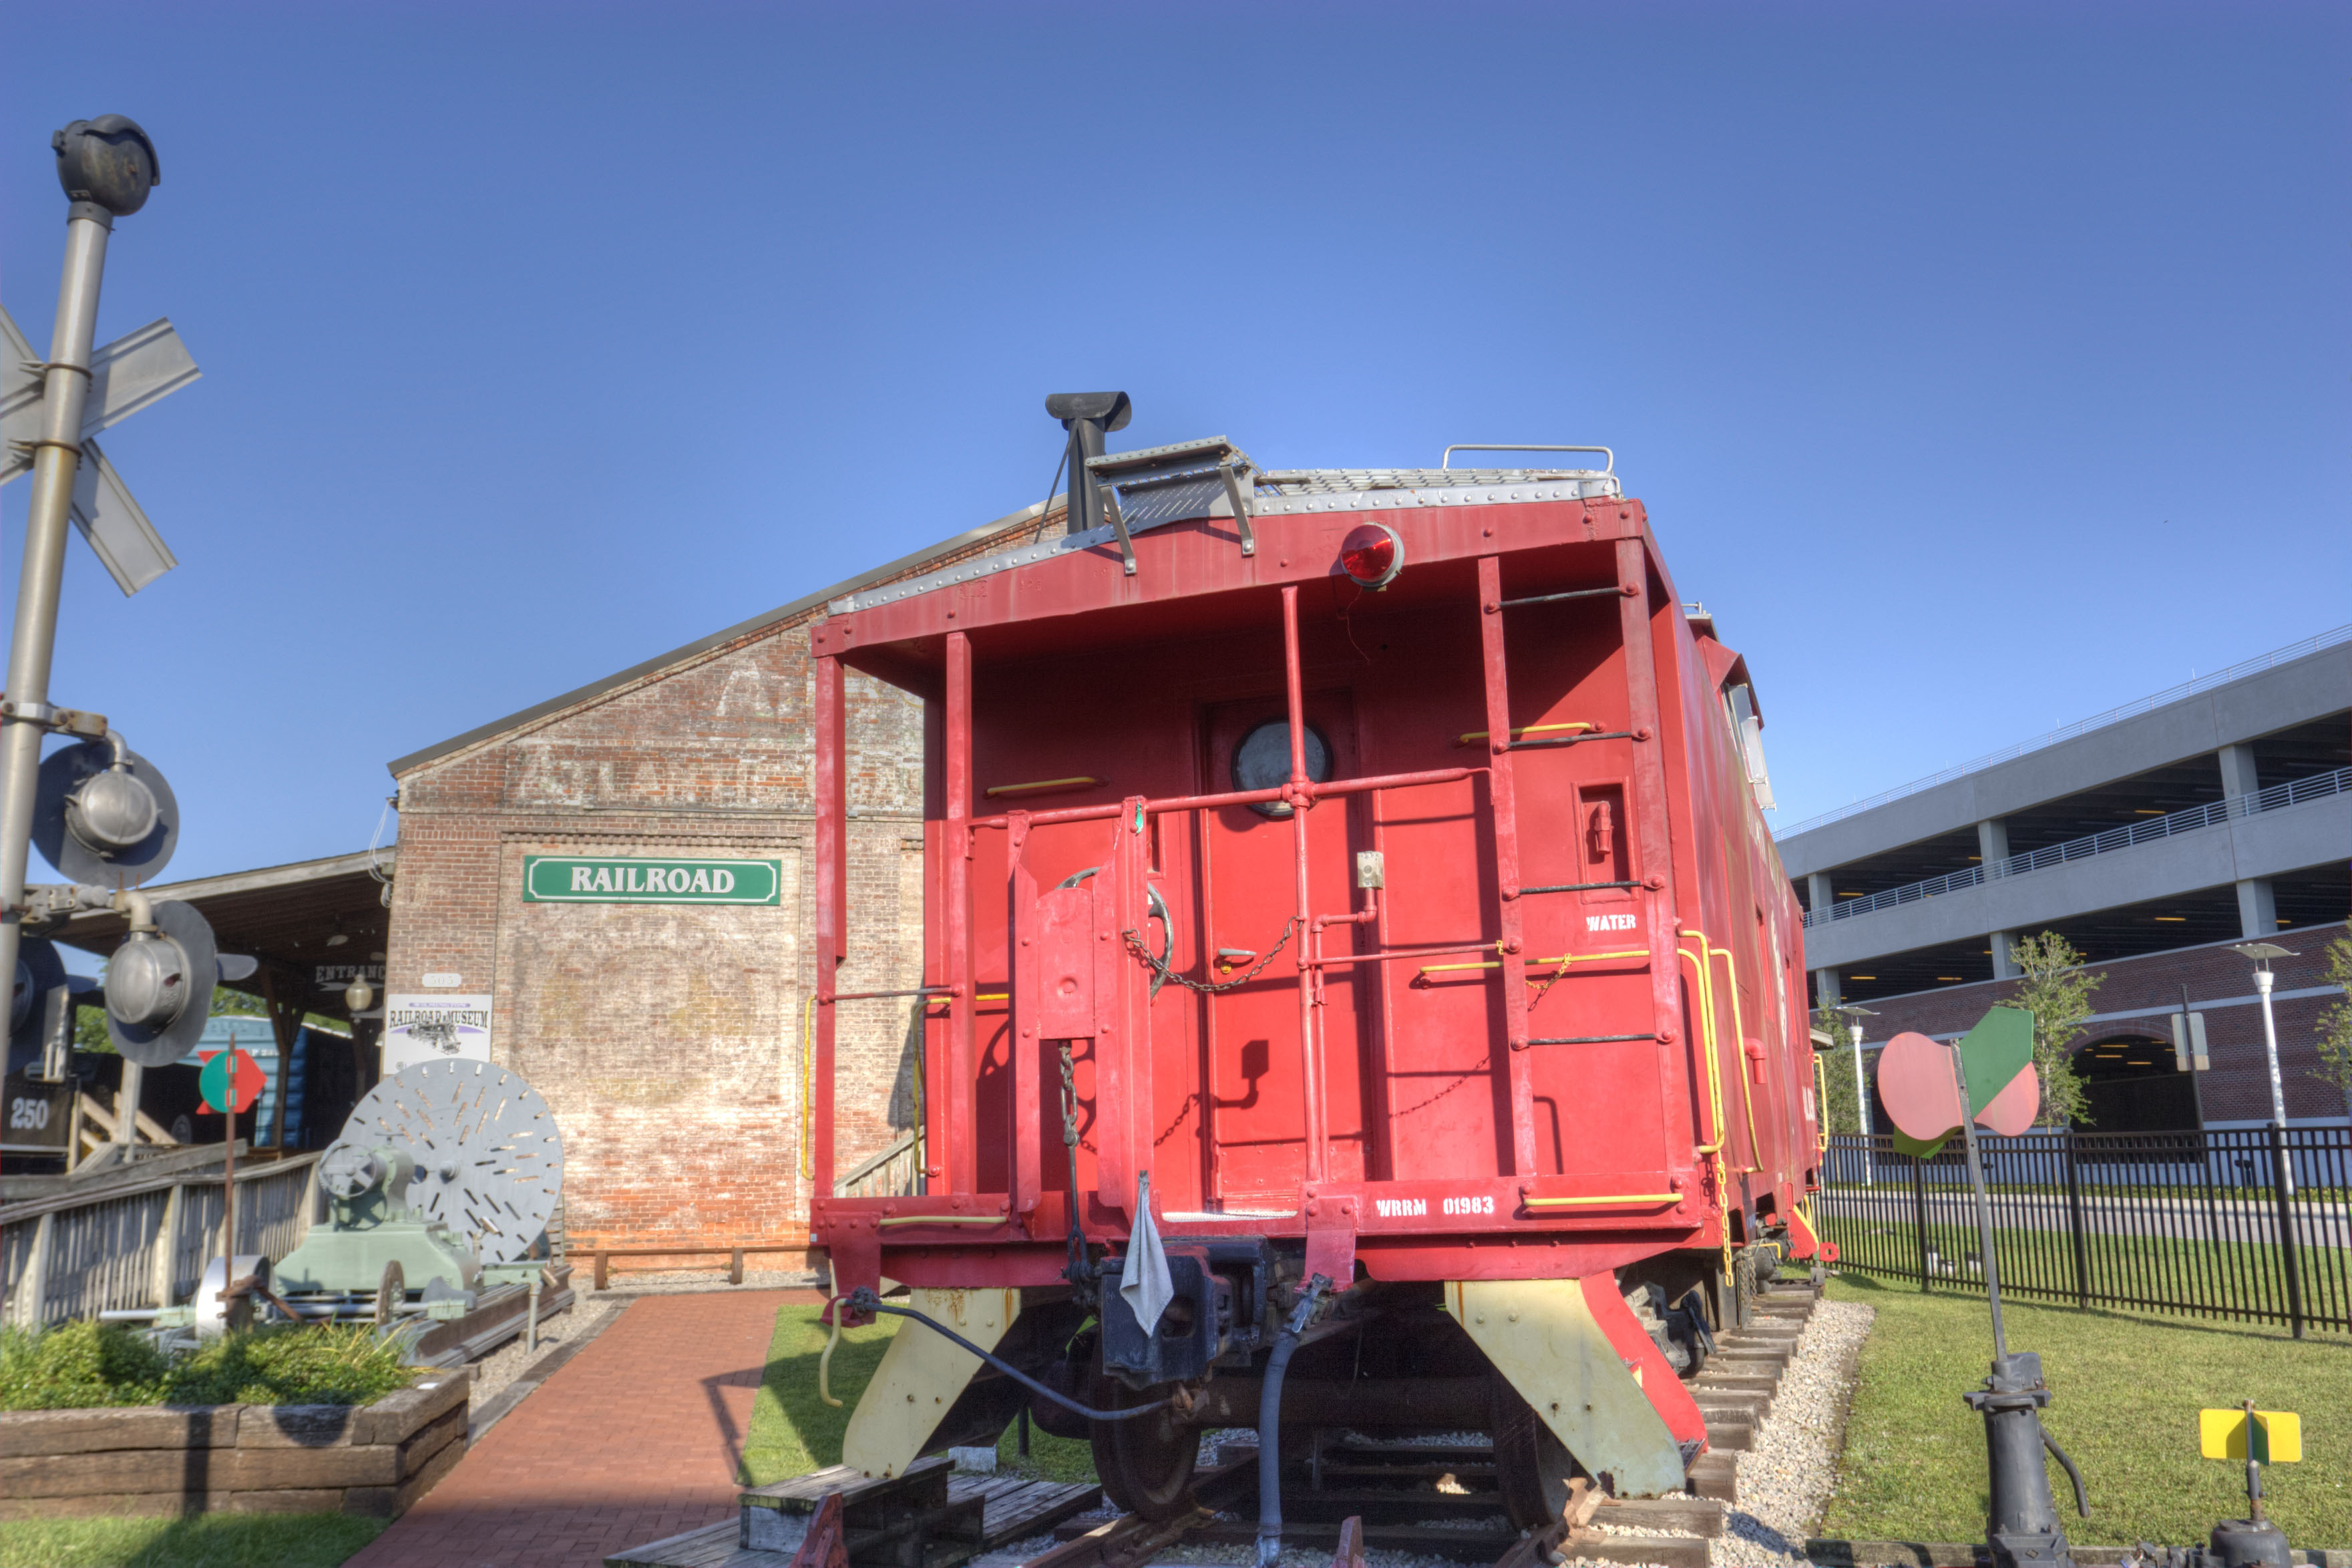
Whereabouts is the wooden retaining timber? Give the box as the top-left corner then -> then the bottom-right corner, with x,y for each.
0,1372 -> 469,1521
577,1243 -> 813,1291
606,1283 -> 1824,1568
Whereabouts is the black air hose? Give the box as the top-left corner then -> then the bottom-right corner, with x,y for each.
1256,1273 -> 1333,1568
837,1289 -> 1174,1424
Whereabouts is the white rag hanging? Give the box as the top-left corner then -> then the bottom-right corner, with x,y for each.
1120,1171 -> 1174,1335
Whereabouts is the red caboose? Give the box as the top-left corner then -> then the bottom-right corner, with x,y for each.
807,401 -> 1822,1525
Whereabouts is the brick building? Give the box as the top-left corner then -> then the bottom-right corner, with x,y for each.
382,500 -> 1054,1254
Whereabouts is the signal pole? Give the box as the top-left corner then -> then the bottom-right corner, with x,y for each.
0,118 -> 160,1007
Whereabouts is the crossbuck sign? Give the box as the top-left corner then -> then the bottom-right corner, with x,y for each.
0,305 -> 197,594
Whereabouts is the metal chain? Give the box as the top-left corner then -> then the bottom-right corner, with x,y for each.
1055,1039 -> 1090,1286
1121,916 -> 1298,994
1527,946 -> 1578,1006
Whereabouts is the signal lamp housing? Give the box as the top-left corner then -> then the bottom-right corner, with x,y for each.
1338,523 -> 1403,589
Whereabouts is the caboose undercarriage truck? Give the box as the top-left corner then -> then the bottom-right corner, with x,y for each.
805,399 -> 1827,1534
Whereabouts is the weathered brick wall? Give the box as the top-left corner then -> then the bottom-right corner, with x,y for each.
1852,922 -> 2349,1125
386,520 -> 1028,1252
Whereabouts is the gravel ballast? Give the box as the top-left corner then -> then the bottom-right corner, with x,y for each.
1710,1298 -> 1875,1568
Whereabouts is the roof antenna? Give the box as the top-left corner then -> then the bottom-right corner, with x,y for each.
1044,392 -> 1131,538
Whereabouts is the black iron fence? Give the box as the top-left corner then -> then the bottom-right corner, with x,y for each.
1814,1127 -> 2350,1338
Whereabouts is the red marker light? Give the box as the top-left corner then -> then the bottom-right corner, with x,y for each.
1338,523 -> 1403,589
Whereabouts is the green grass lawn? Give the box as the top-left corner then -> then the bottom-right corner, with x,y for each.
1821,1271 -> 2351,1549
0,1514 -> 385,1568
739,1302 -> 1099,1489
1820,1213 -> 2352,1330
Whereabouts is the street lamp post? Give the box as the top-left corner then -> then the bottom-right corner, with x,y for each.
1840,1004 -> 1878,1185
2230,942 -> 2298,1197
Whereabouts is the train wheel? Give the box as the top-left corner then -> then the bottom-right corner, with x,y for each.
1491,1372 -> 1580,1531
1089,1381 -> 1197,1521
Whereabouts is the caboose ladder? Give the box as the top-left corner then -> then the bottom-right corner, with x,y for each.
1475,556 -> 1540,1177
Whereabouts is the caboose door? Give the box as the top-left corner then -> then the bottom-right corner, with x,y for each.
1195,697 -> 1374,1207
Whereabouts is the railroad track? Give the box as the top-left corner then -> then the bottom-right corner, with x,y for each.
1028,1284 -> 1820,1568
608,1283 -> 1820,1568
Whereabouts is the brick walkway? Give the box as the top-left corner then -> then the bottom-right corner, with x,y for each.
352,1289 -> 819,1568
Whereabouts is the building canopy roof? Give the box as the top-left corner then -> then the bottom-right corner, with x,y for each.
51,848 -> 392,1024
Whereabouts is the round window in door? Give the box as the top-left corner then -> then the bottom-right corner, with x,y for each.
1231,720 -> 1332,817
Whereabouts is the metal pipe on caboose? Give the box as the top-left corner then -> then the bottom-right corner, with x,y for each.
1279,584 -> 1328,1185
970,764 -> 1479,831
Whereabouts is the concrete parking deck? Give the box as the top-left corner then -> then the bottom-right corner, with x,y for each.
350,1288 -> 814,1568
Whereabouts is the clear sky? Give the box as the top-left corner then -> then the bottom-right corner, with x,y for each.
3,2 -> 2345,883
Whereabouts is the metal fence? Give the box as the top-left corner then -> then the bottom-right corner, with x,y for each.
1814,1128 -> 2350,1338
1803,765 -> 2351,928
0,1151 -> 321,1329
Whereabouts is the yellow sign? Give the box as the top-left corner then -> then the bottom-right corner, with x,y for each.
2200,1409 -> 2302,1464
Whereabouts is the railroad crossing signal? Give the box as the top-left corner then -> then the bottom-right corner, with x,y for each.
2200,1408 -> 2301,1465
198,1046 -> 264,1116
0,303 -> 198,596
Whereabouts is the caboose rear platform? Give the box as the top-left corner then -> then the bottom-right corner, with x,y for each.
803,416 -> 1824,1528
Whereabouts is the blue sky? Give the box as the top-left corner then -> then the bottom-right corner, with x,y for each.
3,2 -> 2345,881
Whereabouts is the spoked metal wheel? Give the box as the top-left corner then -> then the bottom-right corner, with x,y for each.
1089,1376 -> 1198,1522
1491,1372 -> 1582,1531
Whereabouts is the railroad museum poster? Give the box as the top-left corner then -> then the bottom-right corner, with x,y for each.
383,994 -> 494,1074
522,855 -> 783,904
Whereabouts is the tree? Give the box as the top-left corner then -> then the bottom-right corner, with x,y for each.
1813,998 -> 1865,1134
71,972 -> 264,1054
212,988 -> 266,1018
2315,932 -> 2352,1125
2005,930 -> 2100,1129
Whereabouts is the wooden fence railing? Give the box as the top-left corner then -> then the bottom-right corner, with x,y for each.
0,1149 -> 321,1328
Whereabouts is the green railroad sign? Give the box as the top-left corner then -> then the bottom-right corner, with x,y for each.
523,855 -> 783,905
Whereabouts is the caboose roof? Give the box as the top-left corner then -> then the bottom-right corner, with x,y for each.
828,459 -> 1622,618
814,452 -> 1665,693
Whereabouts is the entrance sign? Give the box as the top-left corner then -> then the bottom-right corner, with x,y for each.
384,994 -> 493,1074
522,855 -> 782,906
